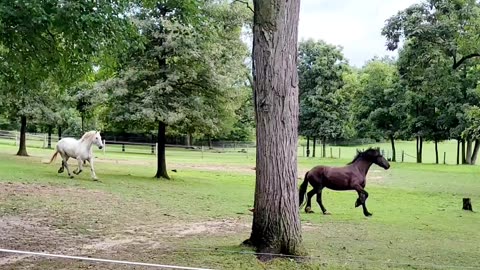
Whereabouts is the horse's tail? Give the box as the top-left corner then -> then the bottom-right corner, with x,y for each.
48,150 -> 59,164
299,171 -> 310,208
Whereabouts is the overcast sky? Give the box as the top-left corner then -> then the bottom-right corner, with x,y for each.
298,0 -> 422,67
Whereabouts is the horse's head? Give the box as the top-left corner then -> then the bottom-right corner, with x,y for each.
362,148 -> 390,170
82,130 -> 104,149
93,131 -> 104,149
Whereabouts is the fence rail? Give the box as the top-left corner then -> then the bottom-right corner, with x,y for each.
0,130 -> 257,156
0,130 -> 460,164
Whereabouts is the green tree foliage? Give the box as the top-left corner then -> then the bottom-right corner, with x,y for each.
352,58 -> 404,161
382,0 -> 480,70
99,0 -> 250,178
298,39 -> 350,157
0,0 -> 131,156
383,0 -> 480,164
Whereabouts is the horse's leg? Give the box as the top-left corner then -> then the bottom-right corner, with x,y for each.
305,188 -> 317,213
58,160 -> 64,173
89,158 -> 98,181
62,156 -> 73,178
355,186 -> 372,217
74,159 -> 83,175
316,188 -> 330,215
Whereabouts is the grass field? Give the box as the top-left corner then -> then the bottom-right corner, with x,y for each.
0,142 -> 479,270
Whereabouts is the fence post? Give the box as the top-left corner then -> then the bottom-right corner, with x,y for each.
201,145 -> 204,159
155,143 -> 158,157
122,144 -> 125,152
338,148 -> 341,159
443,152 -> 446,164
302,145 -> 305,157
14,132 -> 18,146
151,144 -> 155,155
330,147 -> 333,158
402,151 -> 404,162
103,140 -> 106,156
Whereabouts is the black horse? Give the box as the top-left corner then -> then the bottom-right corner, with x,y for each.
299,148 -> 390,217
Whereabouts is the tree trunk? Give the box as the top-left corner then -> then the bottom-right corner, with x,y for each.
81,113 -> 85,133
16,116 -> 28,156
306,137 -> 310,157
155,121 -> 169,179
457,139 -> 460,165
185,133 -> 191,147
416,136 -> 423,163
466,139 -> 473,164
47,125 -> 53,149
58,126 -> 62,141
245,0 -> 303,257
462,139 -> 467,164
390,135 -> 396,162
312,136 -> 316,157
434,139 -> 439,164
470,139 -> 480,165
208,136 -> 212,149
322,138 -> 326,158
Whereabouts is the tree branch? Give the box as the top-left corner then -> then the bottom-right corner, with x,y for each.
233,0 -> 254,13
453,53 -> 480,69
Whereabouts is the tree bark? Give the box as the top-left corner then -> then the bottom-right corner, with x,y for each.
416,136 -> 423,163
245,0 -> 303,257
390,135 -> 396,162
434,138 -> 439,164
470,139 -> 480,165
186,132 -> 191,147
155,121 -> 169,179
312,136 -> 316,157
47,125 -> 53,149
16,116 -> 28,156
462,139 -> 467,164
58,126 -> 62,141
81,113 -> 85,133
466,139 -> 473,164
208,136 -> 212,149
322,138 -> 326,158
457,139 -> 460,165
306,137 -> 310,157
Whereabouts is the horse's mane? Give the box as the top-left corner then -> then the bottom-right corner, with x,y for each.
80,131 -> 98,142
347,147 -> 379,165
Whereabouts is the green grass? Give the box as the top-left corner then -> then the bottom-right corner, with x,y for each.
0,142 -> 479,270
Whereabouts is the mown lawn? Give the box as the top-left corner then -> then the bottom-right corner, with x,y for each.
0,142 -> 479,270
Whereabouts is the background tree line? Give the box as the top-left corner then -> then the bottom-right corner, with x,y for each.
3,0 -> 480,172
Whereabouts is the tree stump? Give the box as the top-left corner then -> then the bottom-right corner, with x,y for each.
463,198 -> 473,211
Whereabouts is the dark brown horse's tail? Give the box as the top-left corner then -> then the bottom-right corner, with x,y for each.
299,171 -> 309,208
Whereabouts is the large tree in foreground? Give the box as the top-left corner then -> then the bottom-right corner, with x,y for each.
244,0 -> 303,257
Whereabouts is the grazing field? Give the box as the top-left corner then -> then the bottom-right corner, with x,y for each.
0,143 -> 479,270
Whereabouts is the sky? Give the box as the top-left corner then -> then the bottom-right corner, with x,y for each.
298,0 -> 422,67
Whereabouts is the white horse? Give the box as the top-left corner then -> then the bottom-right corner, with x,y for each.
49,130 -> 104,180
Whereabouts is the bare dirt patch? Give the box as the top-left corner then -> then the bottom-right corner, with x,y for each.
0,182 -> 252,268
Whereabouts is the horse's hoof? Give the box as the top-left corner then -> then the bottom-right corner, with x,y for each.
58,169 -> 64,173
364,213 -> 373,217
69,175 -> 74,179
323,212 -> 332,215
93,178 -> 99,181
305,207 -> 314,214
355,199 -> 362,208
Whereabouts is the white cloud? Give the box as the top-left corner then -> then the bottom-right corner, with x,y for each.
298,0 -> 422,67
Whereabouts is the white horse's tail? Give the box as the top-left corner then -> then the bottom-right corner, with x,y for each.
49,151 -> 59,164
